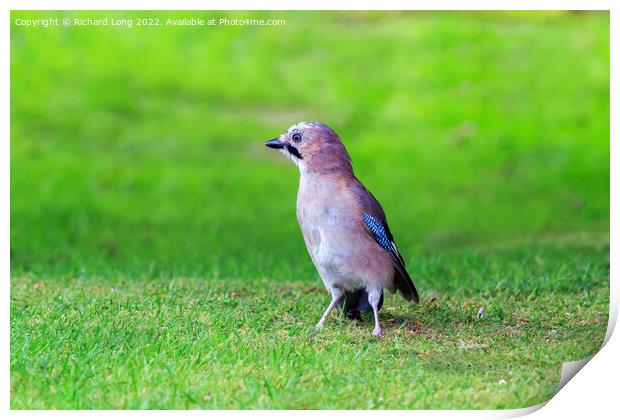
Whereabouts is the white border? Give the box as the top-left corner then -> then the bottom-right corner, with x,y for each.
3,1 -> 616,419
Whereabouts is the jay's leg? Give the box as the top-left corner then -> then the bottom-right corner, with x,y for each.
316,288 -> 344,330
367,288 -> 383,337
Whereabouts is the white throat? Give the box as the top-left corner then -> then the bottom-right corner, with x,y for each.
280,148 -> 306,173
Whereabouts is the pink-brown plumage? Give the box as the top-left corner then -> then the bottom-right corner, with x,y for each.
265,121 -> 419,336
297,171 -> 395,293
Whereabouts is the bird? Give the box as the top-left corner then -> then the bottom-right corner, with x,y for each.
265,122 -> 419,336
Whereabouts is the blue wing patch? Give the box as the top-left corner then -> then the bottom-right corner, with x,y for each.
362,213 -> 391,252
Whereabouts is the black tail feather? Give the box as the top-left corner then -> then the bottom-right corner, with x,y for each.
393,267 -> 420,303
342,289 -> 384,320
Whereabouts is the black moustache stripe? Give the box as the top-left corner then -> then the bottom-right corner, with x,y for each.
286,144 -> 302,160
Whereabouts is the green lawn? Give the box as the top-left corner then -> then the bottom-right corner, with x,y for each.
10,11 -> 610,409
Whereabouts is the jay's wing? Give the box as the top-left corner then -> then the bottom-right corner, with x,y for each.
352,181 -> 420,304
362,213 -> 419,303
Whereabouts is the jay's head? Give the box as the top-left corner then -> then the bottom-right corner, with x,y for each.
265,121 -> 353,174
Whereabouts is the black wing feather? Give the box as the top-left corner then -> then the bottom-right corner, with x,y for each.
362,212 -> 419,304
350,179 -> 420,304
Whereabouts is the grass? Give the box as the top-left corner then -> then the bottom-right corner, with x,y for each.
10,243 -> 609,409
10,11 -> 610,409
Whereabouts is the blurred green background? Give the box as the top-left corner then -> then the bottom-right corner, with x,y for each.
11,11 -> 609,279
10,10 -> 610,410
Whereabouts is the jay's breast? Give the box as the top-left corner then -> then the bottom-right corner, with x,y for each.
299,204 -> 390,290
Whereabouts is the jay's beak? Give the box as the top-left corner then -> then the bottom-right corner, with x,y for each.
265,138 -> 285,149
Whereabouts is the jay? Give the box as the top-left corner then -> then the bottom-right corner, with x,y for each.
265,122 -> 419,337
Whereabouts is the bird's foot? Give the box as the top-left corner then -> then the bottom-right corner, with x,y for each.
315,322 -> 325,330
372,328 -> 383,337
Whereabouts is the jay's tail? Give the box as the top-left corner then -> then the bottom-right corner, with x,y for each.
342,289 -> 384,320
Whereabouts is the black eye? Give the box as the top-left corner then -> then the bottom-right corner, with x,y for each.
291,133 -> 302,143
